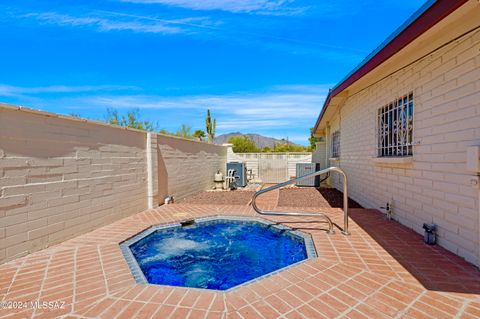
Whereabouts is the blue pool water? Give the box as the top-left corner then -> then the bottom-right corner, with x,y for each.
129,220 -> 308,290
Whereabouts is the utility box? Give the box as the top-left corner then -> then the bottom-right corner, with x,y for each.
226,162 -> 247,187
296,163 -> 320,187
466,146 -> 480,172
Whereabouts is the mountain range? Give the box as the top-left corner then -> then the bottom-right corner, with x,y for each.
213,132 -> 300,149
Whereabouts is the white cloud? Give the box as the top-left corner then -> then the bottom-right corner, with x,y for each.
119,0 -> 303,15
13,10 -> 364,58
79,90 -> 325,116
271,84 -> 332,93
216,119 -> 290,129
0,83 -> 326,143
59,85 -> 326,132
0,84 -> 137,98
20,12 -> 210,34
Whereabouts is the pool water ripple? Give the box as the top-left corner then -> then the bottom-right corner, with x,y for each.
129,220 -> 308,290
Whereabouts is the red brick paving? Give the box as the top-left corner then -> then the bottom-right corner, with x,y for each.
0,189 -> 479,318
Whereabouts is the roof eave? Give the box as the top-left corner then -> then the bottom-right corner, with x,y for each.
313,0 -> 470,135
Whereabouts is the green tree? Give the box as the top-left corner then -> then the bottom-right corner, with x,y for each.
308,127 -> 321,151
273,142 -> 308,152
205,109 -> 216,143
228,136 -> 259,153
193,129 -> 206,141
104,108 -> 157,131
176,124 -> 192,138
105,108 -> 120,125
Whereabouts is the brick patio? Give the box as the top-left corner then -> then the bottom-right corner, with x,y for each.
1,189 -> 479,318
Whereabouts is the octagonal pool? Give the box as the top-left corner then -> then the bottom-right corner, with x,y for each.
120,217 -> 316,290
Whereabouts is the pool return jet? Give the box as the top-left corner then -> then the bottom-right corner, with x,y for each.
251,167 -> 349,235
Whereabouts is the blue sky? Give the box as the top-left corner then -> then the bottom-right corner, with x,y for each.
0,0 -> 425,144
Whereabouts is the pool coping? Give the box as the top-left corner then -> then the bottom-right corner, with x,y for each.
119,215 -> 318,292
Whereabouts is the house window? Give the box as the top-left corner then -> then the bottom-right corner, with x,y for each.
331,131 -> 340,158
377,93 -> 414,157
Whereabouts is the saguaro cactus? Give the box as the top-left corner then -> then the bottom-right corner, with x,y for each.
206,109 -> 216,143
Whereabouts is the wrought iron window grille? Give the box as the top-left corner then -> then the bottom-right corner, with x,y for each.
377,93 -> 414,157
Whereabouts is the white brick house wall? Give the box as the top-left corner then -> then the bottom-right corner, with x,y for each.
312,142 -> 327,169
326,29 -> 480,265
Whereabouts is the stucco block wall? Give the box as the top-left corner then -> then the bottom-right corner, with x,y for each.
0,106 -> 228,264
0,107 -> 148,263
327,30 -> 480,265
157,135 -> 227,201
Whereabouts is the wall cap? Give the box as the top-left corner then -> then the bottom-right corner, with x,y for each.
0,102 -> 227,148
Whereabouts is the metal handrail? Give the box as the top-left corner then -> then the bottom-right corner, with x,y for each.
251,166 -> 349,235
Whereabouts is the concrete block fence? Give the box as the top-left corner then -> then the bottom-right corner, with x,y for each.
226,146 -> 313,183
0,104 -> 227,264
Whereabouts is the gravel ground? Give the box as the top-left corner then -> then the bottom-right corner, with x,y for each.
278,187 -> 363,208
180,190 -> 255,205
181,186 -> 362,208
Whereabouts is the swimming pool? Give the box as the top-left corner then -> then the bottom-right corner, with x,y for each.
121,217 -> 316,290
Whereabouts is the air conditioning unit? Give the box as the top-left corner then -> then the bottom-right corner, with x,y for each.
296,163 -> 320,187
226,162 -> 247,187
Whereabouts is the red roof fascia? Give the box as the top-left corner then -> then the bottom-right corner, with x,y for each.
314,0 -> 469,133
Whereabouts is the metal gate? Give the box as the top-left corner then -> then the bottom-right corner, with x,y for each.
228,152 -> 312,184
258,156 -> 288,183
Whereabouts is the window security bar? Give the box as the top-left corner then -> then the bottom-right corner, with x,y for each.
377,93 -> 414,157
